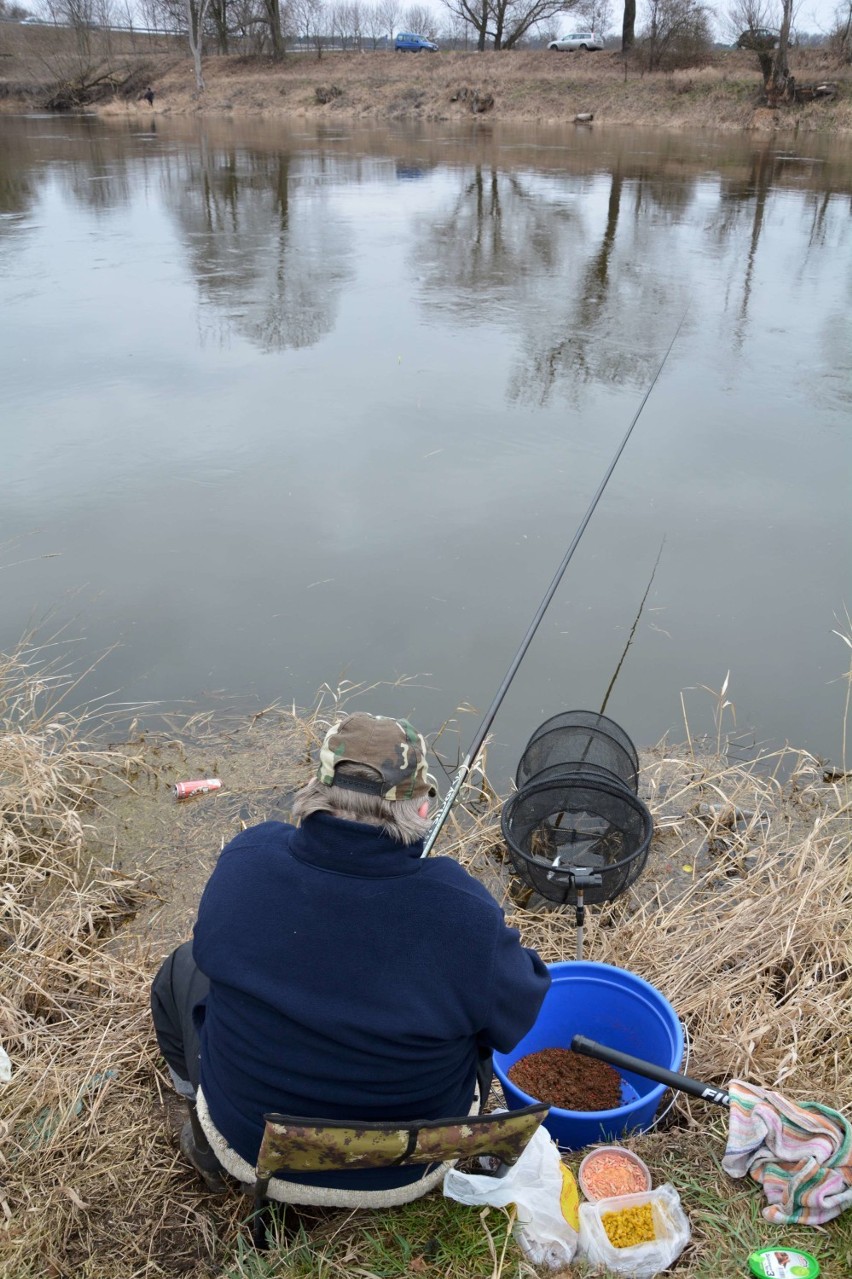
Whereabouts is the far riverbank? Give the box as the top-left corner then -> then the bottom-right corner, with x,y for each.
1,32 -> 851,134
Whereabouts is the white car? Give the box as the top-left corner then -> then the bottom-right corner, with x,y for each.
547,32 -> 604,52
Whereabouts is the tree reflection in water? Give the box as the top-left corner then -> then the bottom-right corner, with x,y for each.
163,138 -> 353,352
415,158 -> 693,406
1,116 -> 850,764
1,117 -> 850,396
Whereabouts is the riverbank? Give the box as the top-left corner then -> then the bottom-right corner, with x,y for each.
1,642 -> 850,1278
1,30 -> 851,134
133,48 -> 852,134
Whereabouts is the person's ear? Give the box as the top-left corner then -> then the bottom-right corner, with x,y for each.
418,801 -> 429,818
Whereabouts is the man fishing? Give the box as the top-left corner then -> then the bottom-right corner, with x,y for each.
150,712 -> 550,1202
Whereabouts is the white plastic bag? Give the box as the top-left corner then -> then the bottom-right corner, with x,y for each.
578,1184 -> 691,1279
443,1123 -> 579,1269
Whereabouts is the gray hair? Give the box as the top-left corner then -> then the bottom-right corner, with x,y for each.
291,763 -> 432,846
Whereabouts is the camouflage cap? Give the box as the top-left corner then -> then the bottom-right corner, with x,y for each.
317,713 -> 438,802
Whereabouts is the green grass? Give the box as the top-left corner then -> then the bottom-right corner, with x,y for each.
215,1124 -> 852,1279
220,1197 -> 519,1278
618,1121 -> 852,1279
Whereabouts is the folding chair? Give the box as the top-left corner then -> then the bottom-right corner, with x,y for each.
250,1102 -> 549,1248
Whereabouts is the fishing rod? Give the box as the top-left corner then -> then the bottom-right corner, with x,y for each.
421,314 -> 687,859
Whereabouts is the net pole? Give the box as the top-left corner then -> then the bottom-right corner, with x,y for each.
575,888 -> 585,961
421,314 -> 687,859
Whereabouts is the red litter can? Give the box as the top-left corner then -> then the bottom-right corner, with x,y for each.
174,778 -> 222,800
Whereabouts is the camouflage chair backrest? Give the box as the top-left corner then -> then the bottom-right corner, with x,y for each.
256,1103 -> 549,1181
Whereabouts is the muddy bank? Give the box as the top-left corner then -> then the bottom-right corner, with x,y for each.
100,706 -> 843,950
2,37 -> 851,134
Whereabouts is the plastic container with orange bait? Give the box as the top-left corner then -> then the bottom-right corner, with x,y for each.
578,1146 -> 652,1201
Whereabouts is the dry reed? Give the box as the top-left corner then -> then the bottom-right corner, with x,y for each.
477,745 -> 852,1111
0,651 -> 849,1277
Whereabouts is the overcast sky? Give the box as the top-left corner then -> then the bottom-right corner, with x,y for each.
416,1 -> 846,37
567,2 -> 843,37
705,1 -> 843,36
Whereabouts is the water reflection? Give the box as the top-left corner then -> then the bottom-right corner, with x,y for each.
0,114 -> 850,771
412,153 -> 695,405
162,142 -> 353,351
417,165 -> 571,305
2,117 -> 851,378
506,164 -> 676,406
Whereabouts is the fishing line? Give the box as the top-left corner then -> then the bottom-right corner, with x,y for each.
599,534 -> 667,718
420,313 -> 688,859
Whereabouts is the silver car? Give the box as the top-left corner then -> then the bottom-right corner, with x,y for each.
547,32 -> 604,52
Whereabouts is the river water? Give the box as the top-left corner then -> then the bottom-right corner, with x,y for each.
1,114 -> 850,781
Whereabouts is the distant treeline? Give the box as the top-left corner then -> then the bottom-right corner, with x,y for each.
3,1 -> 837,62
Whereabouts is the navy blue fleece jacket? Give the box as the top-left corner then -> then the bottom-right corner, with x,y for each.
192,812 -> 550,1187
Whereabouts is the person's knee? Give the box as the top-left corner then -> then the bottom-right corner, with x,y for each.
168,1066 -> 197,1101
150,943 -> 202,1084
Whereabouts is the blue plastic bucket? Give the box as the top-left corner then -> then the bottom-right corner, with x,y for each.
493,961 -> 683,1150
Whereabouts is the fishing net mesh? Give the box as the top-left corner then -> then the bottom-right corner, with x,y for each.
501,777 -> 652,905
516,711 -> 639,793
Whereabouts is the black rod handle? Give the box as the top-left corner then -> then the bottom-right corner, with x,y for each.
571,1034 -> 730,1107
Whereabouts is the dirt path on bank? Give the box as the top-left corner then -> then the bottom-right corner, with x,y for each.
2,30 -> 850,134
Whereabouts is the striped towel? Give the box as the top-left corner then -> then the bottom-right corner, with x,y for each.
722,1080 -> 852,1225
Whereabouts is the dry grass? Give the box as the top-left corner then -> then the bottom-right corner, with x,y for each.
508,748 -> 850,1106
109,47 -> 852,134
0,646 -> 849,1277
2,36 -> 851,133
0,643 -> 158,1276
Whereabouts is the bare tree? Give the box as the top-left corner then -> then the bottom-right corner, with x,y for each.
442,0 -> 578,50
208,0 -> 230,51
45,0 -> 97,53
93,0 -> 115,26
115,0 -> 140,29
621,0 -> 635,49
92,0 -> 115,54
439,9 -> 473,44
185,0 -> 211,89
259,0 -> 285,55
830,1 -> 851,61
229,0 -> 272,46
724,0 -> 772,43
640,0 -> 711,69
404,2 -> 436,37
291,0 -> 327,53
348,0 -> 361,43
147,0 -> 187,33
497,0 -> 580,48
376,0 -> 400,41
328,1 -> 347,44
767,0 -> 794,93
350,0 -> 365,47
363,3 -> 386,46
575,0 -> 613,35
441,0 -> 488,50
139,0 -> 164,30
731,0 -> 797,92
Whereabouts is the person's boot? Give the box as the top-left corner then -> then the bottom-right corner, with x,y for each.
180,1103 -> 229,1194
